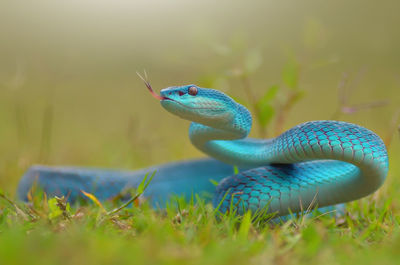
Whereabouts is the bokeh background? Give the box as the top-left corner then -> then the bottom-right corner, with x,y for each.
0,0 -> 399,194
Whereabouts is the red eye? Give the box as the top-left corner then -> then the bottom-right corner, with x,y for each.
188,86 -> 198,96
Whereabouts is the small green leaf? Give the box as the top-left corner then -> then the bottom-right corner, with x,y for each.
137,171 -> 155,194
141,171 -> 156,193
233,165 -> 239,175
258,85 -> 279,103
48,198 -> 62,220
282,58 -> 300,90
255,85 -> 279,128
209,179 -> 219,186
256,104 -> 275,128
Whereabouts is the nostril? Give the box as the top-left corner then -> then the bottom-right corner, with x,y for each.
178,91 -> 185,96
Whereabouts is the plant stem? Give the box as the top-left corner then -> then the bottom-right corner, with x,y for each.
240,75 -> 266,137
107,193 -> 141,216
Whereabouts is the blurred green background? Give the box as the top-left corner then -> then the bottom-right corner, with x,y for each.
0,0 -> 399,195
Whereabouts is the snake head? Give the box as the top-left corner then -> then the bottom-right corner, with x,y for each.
159,85 -> 237,128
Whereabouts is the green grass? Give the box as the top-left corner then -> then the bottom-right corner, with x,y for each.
0,154 -> 400,265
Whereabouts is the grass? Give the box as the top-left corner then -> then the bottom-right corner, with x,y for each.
0,150 -> 399,265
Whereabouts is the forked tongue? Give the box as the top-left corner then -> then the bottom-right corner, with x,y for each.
137,71 -> 166,100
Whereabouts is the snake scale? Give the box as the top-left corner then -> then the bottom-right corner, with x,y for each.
17,84 -> 389,217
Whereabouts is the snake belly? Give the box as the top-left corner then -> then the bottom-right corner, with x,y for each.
17,85 -> 389,217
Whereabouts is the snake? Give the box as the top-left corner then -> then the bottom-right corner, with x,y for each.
17,83 -> 389,217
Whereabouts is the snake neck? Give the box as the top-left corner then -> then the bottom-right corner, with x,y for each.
189,103 -> 275,167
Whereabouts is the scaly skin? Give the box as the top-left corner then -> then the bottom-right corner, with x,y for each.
17,84 -> 389,216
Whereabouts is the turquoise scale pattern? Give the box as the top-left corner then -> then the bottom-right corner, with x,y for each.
213,121 -> 388,215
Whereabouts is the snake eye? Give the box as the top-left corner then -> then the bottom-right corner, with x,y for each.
188,86 -> 198,96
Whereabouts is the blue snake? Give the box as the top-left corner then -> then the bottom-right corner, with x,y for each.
17,84 -> 389,217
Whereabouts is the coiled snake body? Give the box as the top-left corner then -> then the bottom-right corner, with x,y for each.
17,85 -> 389,216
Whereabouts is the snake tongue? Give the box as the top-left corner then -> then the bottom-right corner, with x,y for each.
147,85 -> 167,100
137,71 -> 168,100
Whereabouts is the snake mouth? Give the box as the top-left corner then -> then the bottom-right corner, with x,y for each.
161,98 -> 225,111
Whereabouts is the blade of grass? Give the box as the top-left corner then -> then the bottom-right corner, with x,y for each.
0,191 -> 29,221
107,171 -> 156,216
81,190 -> 106,212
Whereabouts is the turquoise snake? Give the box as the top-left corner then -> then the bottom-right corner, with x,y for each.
17,82 -> 389,217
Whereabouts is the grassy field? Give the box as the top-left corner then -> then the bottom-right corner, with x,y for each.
1,1 -> 400,264
0,156 -> 399,265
